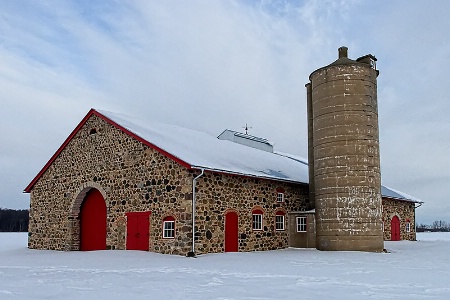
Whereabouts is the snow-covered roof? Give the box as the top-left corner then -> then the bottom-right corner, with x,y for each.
274,151 -> 309,166
381,186 -> 424,204
100,110 -> 423,204
25,109 -> 423,205
99,110 -> 309,184
275,153 -> 422,204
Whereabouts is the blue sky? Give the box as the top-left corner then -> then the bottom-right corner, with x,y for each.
1,0 -> 449,224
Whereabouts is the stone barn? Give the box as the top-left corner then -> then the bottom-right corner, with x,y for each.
25,109 -> 312,254
24,47 -> 423,255
24,109 -> 421,255
381,186 -> 422,241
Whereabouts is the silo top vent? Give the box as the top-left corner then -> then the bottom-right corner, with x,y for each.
310,46 -> 378,79
338,46 -> 348,58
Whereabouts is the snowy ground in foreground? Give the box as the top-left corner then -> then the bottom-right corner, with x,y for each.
1,233 -> 449,299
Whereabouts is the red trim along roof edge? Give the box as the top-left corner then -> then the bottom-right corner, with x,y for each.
24,109 -> 192,193
93,111 -> 191,169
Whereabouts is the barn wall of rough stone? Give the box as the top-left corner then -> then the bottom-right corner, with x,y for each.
28,114 -> 195,254
382,198 -> 417,241
193,174 -> 309,254
28,114 -> 310,255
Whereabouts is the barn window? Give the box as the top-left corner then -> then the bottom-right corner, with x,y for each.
252,209 -> 263,231
296,216 -> 307,232
163,216 -> 175,238
406,221 -> 411,233
275,211 -> 285,231
276,192 -> 284,203
89,128 -> 97,135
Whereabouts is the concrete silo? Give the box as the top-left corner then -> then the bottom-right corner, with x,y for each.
306,47 -> 384,251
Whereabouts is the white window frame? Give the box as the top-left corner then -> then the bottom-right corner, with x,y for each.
296,216 -> 307,232
163,219 -> 175,238
276,192 -> 284,203
252,213 -> 263,231
275,215 -> 285,231
406,221 -> 411,233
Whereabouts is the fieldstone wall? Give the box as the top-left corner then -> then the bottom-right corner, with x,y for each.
29,114 -> 194,254
28,114 -> 310,255
194,174 -> 309,254
382,198 -> 416,241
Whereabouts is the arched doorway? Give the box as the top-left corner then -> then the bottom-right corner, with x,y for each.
224,211 -> 238,252
391,215 -> 400,241
80,189 -> 107,250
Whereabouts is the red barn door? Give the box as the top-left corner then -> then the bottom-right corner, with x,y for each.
80,189 -> 107,251
225,211 -> 238,252
126,212 -> 151,251
391,215 -> 401,241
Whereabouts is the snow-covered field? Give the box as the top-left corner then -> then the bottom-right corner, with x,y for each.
1,233 -> 449,299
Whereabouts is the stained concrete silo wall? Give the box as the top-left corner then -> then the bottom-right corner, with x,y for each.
308,47 -> 384,251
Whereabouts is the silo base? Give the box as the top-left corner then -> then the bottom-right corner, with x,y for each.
316,235 -> 384,252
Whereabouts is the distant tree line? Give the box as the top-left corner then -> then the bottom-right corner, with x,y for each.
3,208 -> 450,233
0,208 -> 29,232
416,220 -> 450,232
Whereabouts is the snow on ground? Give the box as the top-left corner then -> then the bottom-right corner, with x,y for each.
1,233 -> 449,299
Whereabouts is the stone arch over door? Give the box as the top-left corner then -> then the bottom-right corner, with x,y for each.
65,182 -> 107,251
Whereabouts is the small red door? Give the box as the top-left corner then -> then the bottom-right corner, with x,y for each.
126,212 -> 151,251
391,215 -> 401,241
225,211 -> 238,252
80,189 -> 107,251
